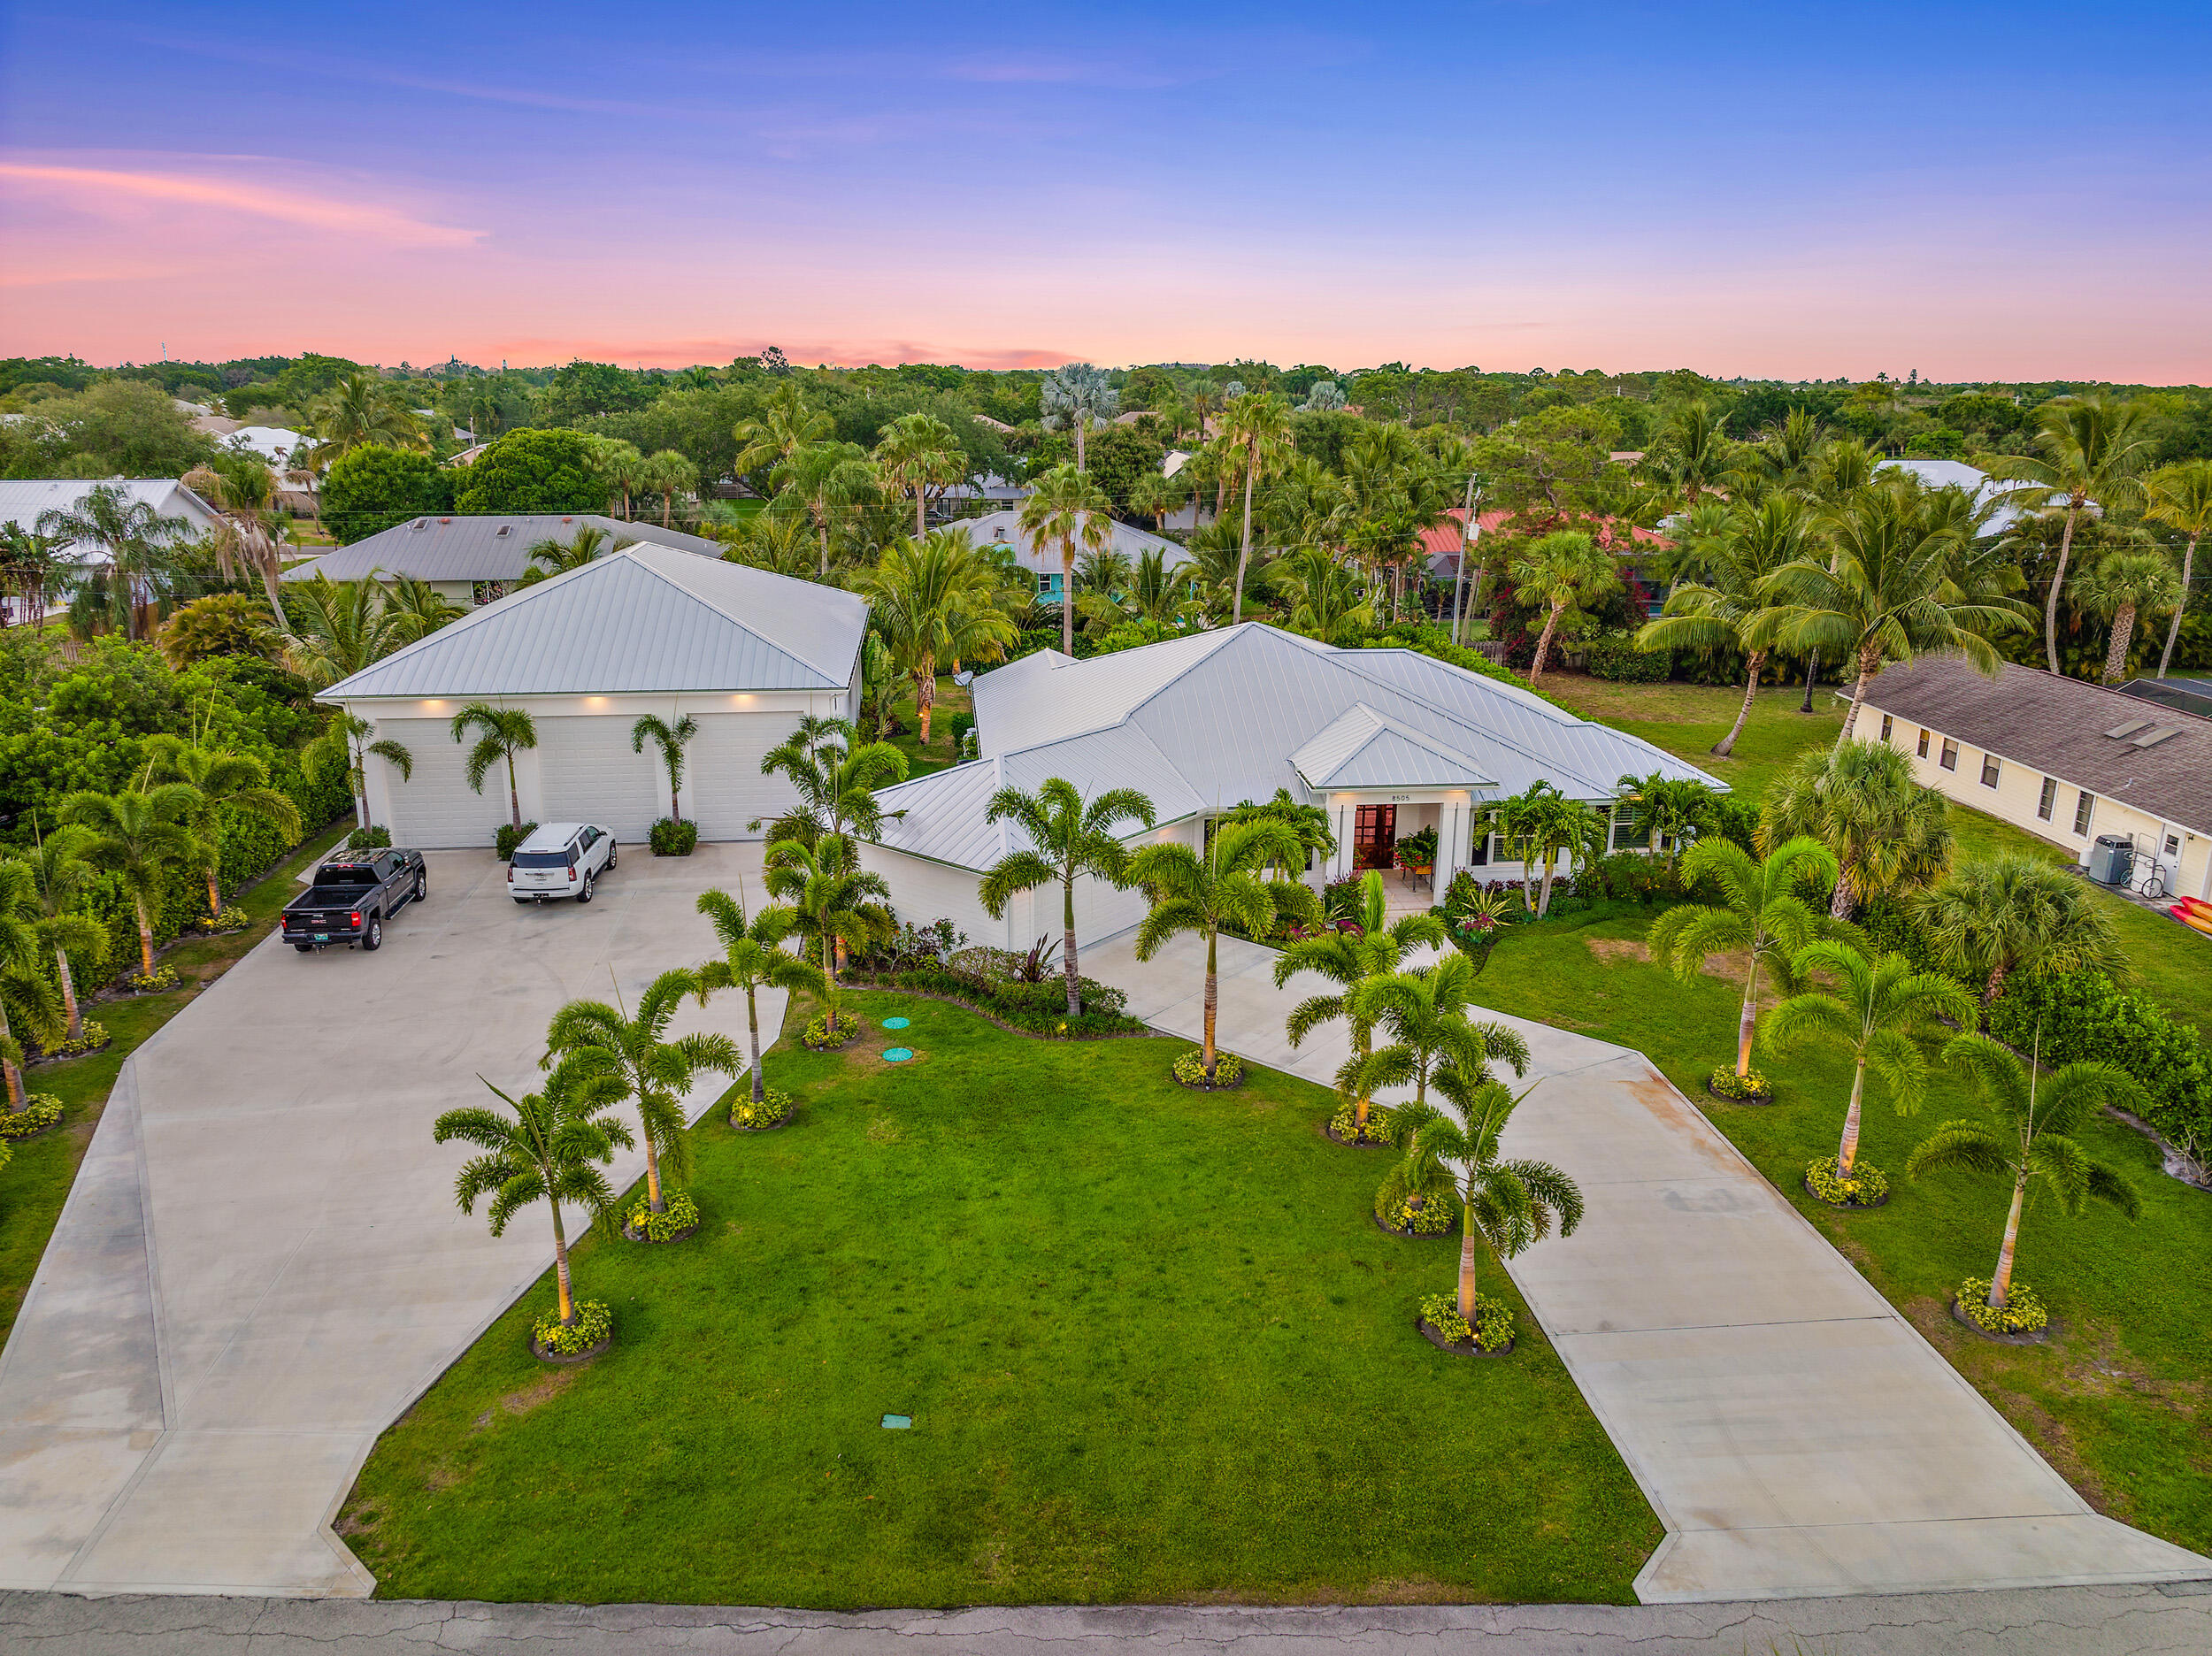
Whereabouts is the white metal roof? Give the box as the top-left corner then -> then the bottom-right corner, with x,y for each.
1290,704 -> 1496,791
1876,458 -> 2050,534
292,513 -> 726,585
0,478 -> 220,564
955,508 -> 1192,576
318,541 -> 867,699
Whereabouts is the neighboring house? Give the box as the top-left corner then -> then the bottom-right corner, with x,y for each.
1419,508 -> 1671,617
1863,656 -> 2212,902
1875,458 -> 2051,535
954,508 -> 1191,603
862,622 -> 1720,950
2118,677 -> 2212,723
227,426 -> 308,467
0,478 -> 223,624
284,513 -> 726,607
935,473 -> 1029,517
317,542 -> 869,847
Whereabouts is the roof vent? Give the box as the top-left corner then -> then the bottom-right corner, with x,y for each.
561,516 -> 573,523
495,525 -> 511,537
410,518 -> 429,531
2103,720 -> 2150,740
439,516 -> 452,524
2131,726 -> 2183,748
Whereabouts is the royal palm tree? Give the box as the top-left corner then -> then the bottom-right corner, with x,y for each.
754,715 -> 909,846
1346,952 -> 1532,1126
1647,836 -> 1839,1080
772,441 -> 878,578
631,712 -> 698,824
59,785 -> 200,978
303,710 -> 412,829
1018,464 -> 1112,656
695,886 -> 826,1111
1909,1033 -> 2141,1319
1919,852 -> 2124,1007
303,371 -> 424,463
1767,941 -> 1978,1183
1040,363 -> 1119,472
543,968 -> 738,1217
144,735 -> 303,921
1128,819 -> 1307,1084
1275,870 -> 1448,1140
872,411 -> 967,539
2072,549 -> 2183,686
520,524 -> 627,586
35,483 -> 192,640
451,702 -> 537,832
274,574 -> 419,689
1988,395 -> 2154,673
1509,530 -> 1620,685
435,1066 -> 632,1331
20,824 -> 104,1042
1762,737 -> 1951,920
1219,391 -> 1295,625
1397,1079 -> 1581,1332
2144,459 -> 2212,678
733,381 -> 833,481
979,778 -> 1156,1017
762,835 -> 895,1029
181,461 -> 287,612
860,532 -> 1018,744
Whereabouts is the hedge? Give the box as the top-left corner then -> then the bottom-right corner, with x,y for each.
1585,634 -> 1671,683
1986,970 -> 2212,1154
842,966 -> 1147,1038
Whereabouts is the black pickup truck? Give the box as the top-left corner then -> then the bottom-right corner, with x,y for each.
280,849 -> 427,953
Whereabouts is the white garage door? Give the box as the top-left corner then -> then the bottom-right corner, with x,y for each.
685,712 -> 801,841
375,717 -> 503,848
537,717 -> 663,843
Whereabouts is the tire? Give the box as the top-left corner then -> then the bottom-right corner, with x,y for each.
295,943 -> 314,954
605,843 -> 617,871
413,872 -> 426,902
361,916 -> 383,952
576,872 -> 595,904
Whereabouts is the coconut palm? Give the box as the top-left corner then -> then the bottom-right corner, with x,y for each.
1127,819 -> 1308,1084
58,785 -> 200,978
2144,459 -> 2212,678
1636,494 -> 1810,756
641,449 -> 696,529
1909,1032 -> 2141,1318
451,702 -> 537,832
1509,530 -> 1620,685
181,460 -> 286,613
0,524 -> 73,629
1346,953 -> 1532,1127
1397,1080 -> 1581,1330
629,711 -> 698,823
1985,395 -> 2154,673
1275,869 -> 1448,1140
274,574 -> 419,689
872,412 -> 967,539
2071,549 -> 2183,686
772,441 -> 878,578
1040,363 -> 1119,472
1127,471 -> 1181,532
726,502 -> 818,578
1762,737 -> 1951,921
1647,398 -> 1734,505
1218,391 -> 1295,625
860,532 -> 1018,744
303,371 -> 424,464
1018,464 -> 1112,656
695,886 -> 826,1110
979,779 -> 1156,1017
733,381 -> 833,480
755,715 -> 910,847
543,968 -> 739,1217
144,735 -> 303,922
435,1065 -> 633,1330
1269,545 -> 1373,645
1918,852 -> 2124,1007
35,483 -> 193,640
762,834 -> 895,1027
378,574 -> 465,640
19,824 -> 104,1042
1766,941 -> 1978,1182
303,710 -> 412,829
519,524 -> 628,586
1647,836 -> 1839,1079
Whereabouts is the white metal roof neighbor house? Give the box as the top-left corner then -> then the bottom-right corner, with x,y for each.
0,478 -> 222,567
1875,458 -> 2054,534
288,513 -> 727,606
318,542 -> 868,848
955,507 -> 1191,599
860,623 -> 1721,951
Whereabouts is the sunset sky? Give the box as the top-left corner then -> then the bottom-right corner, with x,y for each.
4,2 -> 2208,381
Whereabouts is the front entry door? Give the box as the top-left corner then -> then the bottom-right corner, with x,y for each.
1353,805 -> 1397,870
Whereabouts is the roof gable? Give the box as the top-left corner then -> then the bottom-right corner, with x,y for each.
1291,704 -> 1496,790
293,514 -> 726,584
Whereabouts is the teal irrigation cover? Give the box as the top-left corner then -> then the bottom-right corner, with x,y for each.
883,1047 -> 915,1063
882,1414 -> 913,1430
881,1016 -> 910,1030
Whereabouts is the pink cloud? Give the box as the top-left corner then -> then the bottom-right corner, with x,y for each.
0,159 -> 481,247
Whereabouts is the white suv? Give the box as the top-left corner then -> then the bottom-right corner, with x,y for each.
508,823 -> 618,903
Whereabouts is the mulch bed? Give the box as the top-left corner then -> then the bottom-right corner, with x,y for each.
27,1038 -> 111,1068
1324,1120 -> 1392,1146
1417,1316 -> 1513,1358
1704,1081 -> 1775,1106
530,1333 -> 612,1365
1948,1297 -> 2055,1346
1373,1213 -> 1454,1241
621,1221 -> 700,1245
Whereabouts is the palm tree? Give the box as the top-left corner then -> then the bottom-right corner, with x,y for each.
181,461 -> 286,613
1919,852 -> 2124,1007
733,381 -> 833,482
1767,941 -> 1978,1184
519,524 -> 627,586
1909,1033 -> 2141,1319
1018,464 -> 1112,656
772,441 -> 878,578
59,786 -> 200,978
1274,869 -> 1448,1140
1757,488 -> 2025,743
375,574 -> 464,640
1218,391 -> 1295,625
859,532 -> 1018,744
144,736 -> 303,921
20,824 -> 104,1042
35,483 -> 192,640
1647,398 -> 1734,505
1398,1079 -> 1581,1331
979,779 -> 1156,1017
726,502 -> 818,578
1347,952 -> 1532,1124
873,412 -> 967,539
2071,549 -> 2183,686
762,834 -> 895,1028
435,1066 -> 632,1331
626,711 -> 699,824
451,702 -> 537,832
641,449 -> 696,529
0,524 -> 73,629
1762,737 -> 1950,921
543,969 -> 739,1217
1509,530 -> 1620,685
754,716 -> 909,847
1040,363 -> 1119,472
303,371 -> 424,464
1495,783 -> 1607,918
1127,471 -> 1181,533
1636,494 -> 1809,756
0,859 -> 62,1109
1647,836 -> 1839,1080
1127,819 -> 1307,1083
1269,546 -> 1373,645
1987,395 -> 2154,673
1121,548 -> 1202,630
304,710 -> 412,829
2144,459 -> 2212,678
695,886 -> 826,1111
274,574 -> 419,689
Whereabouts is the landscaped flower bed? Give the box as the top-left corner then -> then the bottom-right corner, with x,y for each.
187,912 -> 252,937
1375,1191 -> 1455,1238
1327,1097 -> 1394,1146
1417,1291 -> 1514,1354
0,1094 -> 65,1140
731,1088 -> 795,1131
114,966 -> 180,995
803,1015 -> 857,1050
624,1191 -> 701,1243
1952,1277 -> 2050,1338
1706,1065 -> 1773,1104
531,1300 -> 613,1361
30,1020 -> 108,1064
1803,1155 -> 1889,1208
1171,1047 -> 1244,1089
842,963 -> 1146,1038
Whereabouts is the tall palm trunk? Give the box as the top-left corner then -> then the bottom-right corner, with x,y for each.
917,663 -> 936,743
914,493 -> 926,540
639,1108 -> 665,1213
2158,533 -> 2197,678
56,946 -> 83,1042
505,755 -> 521,830
1713,649 -> 1766,757
1836,1059 -> 1867,1175
2101,602 -> 2138,685
1798,650 -> 1819,712
1835,646 -> 1881,747
1061,874 -> 1080,1018
1202,929 -> 1218,1079
746,986 -> 764,1105
1455,1200 -> 1479,1322
1736,955 -> 1761,1078
133,895 -> 156,978
816,508 -> 831,579
0,1003 -> 22,1109
1828,863 -> 1855,921
1529,601 -> 1566,685
2046,502 -> 2082,674
549,1204 -> 576,1324
1061,536 -> 1076,656
205,863 -> 225,921
1074,421 -> 1087,474
1987,1170 -> 2027,1308
1352,1026 -> 1375,1135
1233,454 -> 1256,625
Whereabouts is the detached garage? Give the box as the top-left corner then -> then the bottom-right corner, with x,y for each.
319,541 -> 868,849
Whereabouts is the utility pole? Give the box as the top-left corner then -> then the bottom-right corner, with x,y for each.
1450,473 -> 1483,648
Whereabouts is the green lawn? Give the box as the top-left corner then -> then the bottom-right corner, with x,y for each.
0,820 -> 352,1345
882,674 -> 972,778
340,991 -> 1659,1606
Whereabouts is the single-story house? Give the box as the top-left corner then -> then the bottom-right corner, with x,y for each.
1863,656 -> 2212,902
936,474 -> 1029,517
955,508 -> 1191,602
862,622 -> 1721,951
0,480 -> 224,618
318,541 -> 868,847
1875,458 -> 2054,535
1418,508 -> 1672,617
287,513 -> 727,608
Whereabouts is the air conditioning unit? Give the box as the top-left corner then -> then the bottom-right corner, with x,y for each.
2087,834 -> 2133,886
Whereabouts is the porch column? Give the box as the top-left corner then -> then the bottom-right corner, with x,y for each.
1434,798 -> 1462,896
1330,799 -> 1354,880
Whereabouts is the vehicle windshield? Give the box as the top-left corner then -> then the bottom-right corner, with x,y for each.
511,850 -> 572,870
311,865 -> 380,887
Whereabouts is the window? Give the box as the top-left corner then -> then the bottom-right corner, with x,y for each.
1980,755 -> 2001,788
2073,791 -> 2094,835
1467,827 -> 1490,867
2166,833 -> 2182,858
1880,714 -> 1893,741
2038,777 -> 2057,821
1939,738 -> 1958,770
1610,801 -> 1651,851
1917,728 -> 1931,758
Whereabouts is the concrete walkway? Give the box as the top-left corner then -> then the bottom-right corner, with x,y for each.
0,846 -> 780,1598
1080,931 -> 2210,1605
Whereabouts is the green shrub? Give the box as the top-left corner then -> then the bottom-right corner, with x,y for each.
846,966 -> 1144,1037
1172,1047 -> 1243,1087
1377,1186 -> 1455,1235
1987,971 -> 2210,1154
119,966 -> 180,994
1330,1097 -> 1396,1145
320,446 -> 454,543
494,821 -> 538,862
731,1088 -> 794,1130
0,1094 -> 64,1138
1419,1291 -> 1514,1352
649,816 -> 698,856
533,1299 -> 613,1355
1585,632 -> 1671,682
1955,1277 -> 2048,1335
626,1190 -> 700,1240
347,825 -> 393,850
1804,1155 -> 1889,1206
1707,1065 -> 1770,1100
39,1019 -> 107,1060
804,1014 -> 856,1049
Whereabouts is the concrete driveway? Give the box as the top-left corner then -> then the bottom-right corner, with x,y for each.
1080,929 -> 2210,1605
0,843 -> 780,1598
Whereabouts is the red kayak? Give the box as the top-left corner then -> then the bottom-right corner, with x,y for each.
2171,903 -> 2212,936
2177,895 -> 2212,917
